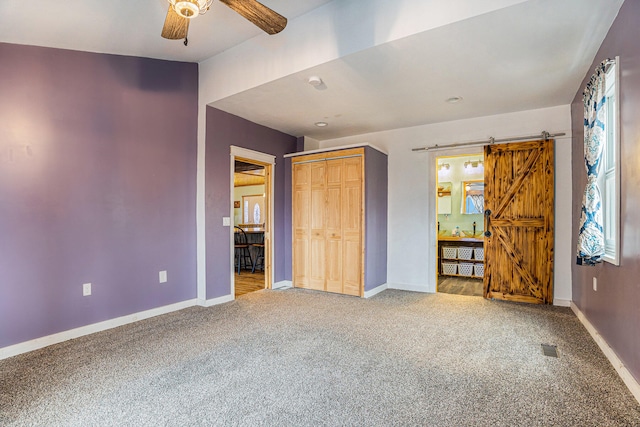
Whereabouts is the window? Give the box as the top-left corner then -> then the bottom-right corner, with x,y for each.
600,58 -> 620,265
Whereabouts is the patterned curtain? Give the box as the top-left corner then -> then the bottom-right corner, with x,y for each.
576,60 -> 609,266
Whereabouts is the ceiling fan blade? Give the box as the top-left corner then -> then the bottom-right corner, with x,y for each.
161,5 -> 190,40
219,0 -> 287,35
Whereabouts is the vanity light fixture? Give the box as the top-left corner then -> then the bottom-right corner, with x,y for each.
464,159 -> 484,169
438,163 -> 450,170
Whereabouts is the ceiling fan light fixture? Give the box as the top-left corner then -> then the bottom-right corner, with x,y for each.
175,1 -> 198,18
170,0 -> 212,19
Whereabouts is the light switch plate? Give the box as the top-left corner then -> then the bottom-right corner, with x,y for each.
159,270 -> 167,284
223,217 -> 231,226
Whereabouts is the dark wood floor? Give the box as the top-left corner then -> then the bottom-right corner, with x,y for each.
234,269 -> 265,297
438,276 -> 484,297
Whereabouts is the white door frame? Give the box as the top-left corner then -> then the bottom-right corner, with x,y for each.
427,147 -> 483,293
230,146 -> 276,297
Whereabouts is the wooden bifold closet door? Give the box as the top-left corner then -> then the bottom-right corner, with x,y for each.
292,149 -> 363,296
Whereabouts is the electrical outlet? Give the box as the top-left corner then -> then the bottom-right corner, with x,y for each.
593,277 -> 597,291
159,270 -> 167,284
83,282 -> 92,296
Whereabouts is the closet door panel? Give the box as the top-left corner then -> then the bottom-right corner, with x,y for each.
326,159 -> 343,186
342,157 -> 362,232
293,236 -> 309,287
326,239 -> 343,293
293,163 -> 311,288
342,157 -> 363,296
342,238 -> 361,296
309,238 -> 326,290
309,162 -> 327,290
326,159 -> 344,293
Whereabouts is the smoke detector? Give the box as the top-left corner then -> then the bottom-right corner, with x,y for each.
308,76 -> 323,87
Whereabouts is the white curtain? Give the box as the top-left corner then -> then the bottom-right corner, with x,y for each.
576,60 -> 609,266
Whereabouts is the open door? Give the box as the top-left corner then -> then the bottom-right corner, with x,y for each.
483,140 -> 554,304
231,148 -> 275,298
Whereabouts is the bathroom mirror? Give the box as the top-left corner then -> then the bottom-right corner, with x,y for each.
462,180 -> 484,214
437,182 -> 452,215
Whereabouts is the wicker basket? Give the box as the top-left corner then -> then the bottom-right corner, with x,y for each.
442,247 -> 457,259
442,262 -> 458,275
473,263 -> 485,277
459,262 -> 474,276
474,247 -> 485,260
458,247 -> 473,260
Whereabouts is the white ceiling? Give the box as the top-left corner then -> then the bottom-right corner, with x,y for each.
211,0 -> 624,140
0,0 -> 624,141
0,0 -> 333,62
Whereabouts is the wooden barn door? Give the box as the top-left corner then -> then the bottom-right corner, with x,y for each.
483,140 -> 554,304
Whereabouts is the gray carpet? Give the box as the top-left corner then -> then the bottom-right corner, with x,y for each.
1,289 -> 639,426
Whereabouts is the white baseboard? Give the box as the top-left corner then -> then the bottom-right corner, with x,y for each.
201,294 -> 234,307
553,298 -> 571,307
0,299 -> 197,361
272,280 -> 292,289
387,283 -> 431,293
364,283 -> 388,298
571,302 -> 640,404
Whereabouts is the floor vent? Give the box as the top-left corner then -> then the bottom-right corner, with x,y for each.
541,344 -> 558,358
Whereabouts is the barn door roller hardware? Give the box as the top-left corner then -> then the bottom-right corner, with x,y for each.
411,131 -> 565,152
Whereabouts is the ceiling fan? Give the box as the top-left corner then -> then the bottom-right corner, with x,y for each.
161,0 -> 287,45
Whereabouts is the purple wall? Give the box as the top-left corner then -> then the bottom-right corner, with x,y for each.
205,107 -> 297,298
364,147 -> 388,291
570,0 -> 640,383
0,43 -> 198,348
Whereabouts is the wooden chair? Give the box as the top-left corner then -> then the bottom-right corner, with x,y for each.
251,232 -> 265,273
234,226 -> 253,274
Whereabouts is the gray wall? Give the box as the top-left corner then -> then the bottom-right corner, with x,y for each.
204,107 -> 297,298
364,147 -> 388,291
0,43 -> 198,348
570,0 -> 640,383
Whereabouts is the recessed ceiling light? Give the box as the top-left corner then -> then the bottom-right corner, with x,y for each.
446,96 -> 463,104
315,121 -> 328,127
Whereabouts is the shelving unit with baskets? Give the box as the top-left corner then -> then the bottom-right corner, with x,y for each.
438,238 -> 484,279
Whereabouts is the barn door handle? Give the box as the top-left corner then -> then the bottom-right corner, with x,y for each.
484,209 -> 492,237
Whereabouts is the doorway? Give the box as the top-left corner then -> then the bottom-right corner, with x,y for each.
435,153 -> 485,297
230,147 -> 274,298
